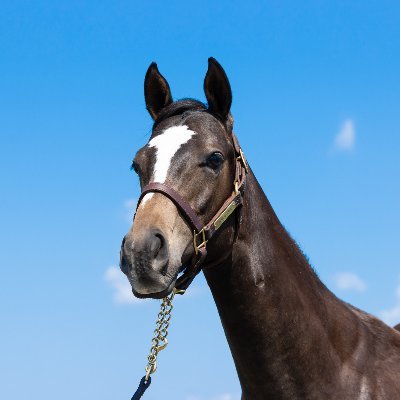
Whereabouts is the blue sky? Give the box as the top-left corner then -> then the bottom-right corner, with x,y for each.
1,1 -> 400,399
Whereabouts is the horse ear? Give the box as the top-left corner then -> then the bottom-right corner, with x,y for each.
204,57 -> 232,122
144,62 -> 173,120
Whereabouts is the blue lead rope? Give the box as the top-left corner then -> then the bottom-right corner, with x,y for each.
131,376 -> 152,400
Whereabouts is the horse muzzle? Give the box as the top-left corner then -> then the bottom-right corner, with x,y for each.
120,230 -> 177,298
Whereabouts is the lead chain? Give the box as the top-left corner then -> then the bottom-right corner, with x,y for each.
144,290 -> 175,382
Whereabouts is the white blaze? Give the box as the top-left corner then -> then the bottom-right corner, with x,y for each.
141,125 -> 196,206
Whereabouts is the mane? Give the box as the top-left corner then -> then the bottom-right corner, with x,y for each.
153,98 -> 207,128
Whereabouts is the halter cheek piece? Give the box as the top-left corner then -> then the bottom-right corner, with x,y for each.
135,132 -> 248,293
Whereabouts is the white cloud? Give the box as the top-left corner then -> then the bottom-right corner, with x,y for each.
104,265 -> 141,305
333,272 -> 367,292
380,280 -> 400,326
124,198 -> 137,223
334,119 -> 355,151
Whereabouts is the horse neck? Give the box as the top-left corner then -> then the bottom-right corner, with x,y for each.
203,171 -> 359,399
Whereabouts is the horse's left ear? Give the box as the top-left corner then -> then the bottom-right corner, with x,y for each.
204,57 -> 232,124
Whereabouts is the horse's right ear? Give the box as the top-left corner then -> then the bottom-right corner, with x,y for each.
204,57 -> 232,123
144,62 -> 173,121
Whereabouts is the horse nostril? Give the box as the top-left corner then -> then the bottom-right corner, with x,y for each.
120,248 -> 131,275
120,256 -> 130,274
150,233 -> 164,259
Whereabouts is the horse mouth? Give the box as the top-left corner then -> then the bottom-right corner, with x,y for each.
131,278 -> 176,299
129,261 -> 190,299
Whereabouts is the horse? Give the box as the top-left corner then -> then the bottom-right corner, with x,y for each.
120,58 -> 400,399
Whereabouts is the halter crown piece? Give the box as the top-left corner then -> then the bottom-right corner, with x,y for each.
131,132 -> 248,399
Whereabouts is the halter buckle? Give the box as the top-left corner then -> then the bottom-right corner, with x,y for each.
193,229 -> 207,255
238,148 -> 249,173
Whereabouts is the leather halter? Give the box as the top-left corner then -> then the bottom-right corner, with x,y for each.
136,132 -> 248,293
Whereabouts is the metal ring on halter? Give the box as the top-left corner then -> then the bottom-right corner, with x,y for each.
234,181 -> 239,195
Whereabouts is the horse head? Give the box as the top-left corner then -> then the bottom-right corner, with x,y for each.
120,58 -> 240,298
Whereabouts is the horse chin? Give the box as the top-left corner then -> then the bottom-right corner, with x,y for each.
132,279 -> 176,299
131,276 -> 177,299
130,261 -> 191,299
129,261 -> 184,299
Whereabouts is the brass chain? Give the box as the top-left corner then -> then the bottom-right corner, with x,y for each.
144,289 -> 181,382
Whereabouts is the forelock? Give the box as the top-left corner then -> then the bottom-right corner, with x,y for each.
153,99 -> 207,128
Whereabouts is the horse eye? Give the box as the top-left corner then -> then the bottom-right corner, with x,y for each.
206,152 -> 224,170
131,160 -> 140,174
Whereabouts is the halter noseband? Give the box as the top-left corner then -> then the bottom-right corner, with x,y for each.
135,132 -> 248,293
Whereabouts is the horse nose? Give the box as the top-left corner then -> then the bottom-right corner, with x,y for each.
125,229 -> 169,274
143,229 -> 168,270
